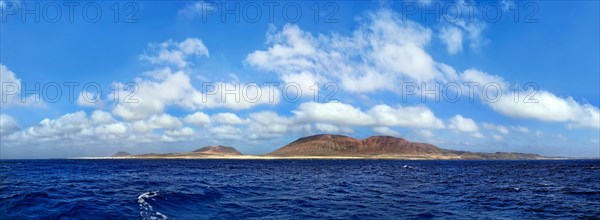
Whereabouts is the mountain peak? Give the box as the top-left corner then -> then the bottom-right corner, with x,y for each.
193,145 -> 242,155
268,134 -> 440,156
112,151 -> 131,157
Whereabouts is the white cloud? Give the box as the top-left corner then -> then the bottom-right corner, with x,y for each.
0,64 -> 42,107
246,9 -> 453,93
77,91 -> 101,107
280,71 -> 326,97
7,111 -> 92,144
212,112 -> 248,125
293,102 -> 374,126
146,114 -> 182,130
460,68 -> 507,90
512,126 -> 530,133
0,64 -> 20,104
497,126 -> 509,134
293,101 -> 444,129
535,130 -> 544,137
140,38 -> 209,68
449,115 -> 479,133
439,26 -> 463,54
95,122 -> 128,135
491,91 -> 599,129
111,68 -> 278,121
415,129 -> 434,139
368,104 -> 445,129
459,69 -> 599,130
373,126 -> 400,136
492,134 -> 503,141
315,123 -> 341,133
453,19 -> 487,51
165,127 -> 195,137
111,68 -> 196,120
3,110 -> 203,149
0,114 -> 19,135
178,1 -> 215,18
437,0 -> 488,52
248,111 -> 290,127
471,132 -> 485,139
210,125 -> 241,140
130,114 -> 182,133
91,110 -> 117,124
246,111 -> 294,139
184,112 -> 211,127
482,123 -> 509,134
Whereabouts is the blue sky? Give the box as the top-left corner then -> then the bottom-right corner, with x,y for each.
1,0 -> 599,159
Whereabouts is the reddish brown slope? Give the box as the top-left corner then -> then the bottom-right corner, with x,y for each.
267,134 -> 444,156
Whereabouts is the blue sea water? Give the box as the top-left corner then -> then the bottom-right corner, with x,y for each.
1,159 -> 599,219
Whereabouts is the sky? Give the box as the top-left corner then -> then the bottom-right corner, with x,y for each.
0,0 -> 599,159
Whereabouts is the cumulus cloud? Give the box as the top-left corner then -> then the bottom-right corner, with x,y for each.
246,9 -> 454,93
111,68 -> 196,120
0,64 -> 20,105
490,91 -> 600,129
460,68 -> 507,90
245,8 -> 598,131
0,114 -> 20,135
3,111 -> 200,148
165,127 -> 195,137
6,111 -> 92,145
210,125 -> 241,140
142,114 -> 183,130
293,101 -> 444,129
314,123 -> 342,133
449,114 -> 479,133
212,112 -> 248,125
368,104 -> 445,129
184,112 -> 211,127
482,123 -> 509,134
0,64 -> 42,107
94,122 -> 128,135
447,115 -> 485,139
373,126 -> 400,136
111,68 -> 278,121
294,102 -> 374,126
140,38 -> 209,68
91,110 -> 117,124
246,111 -> 294,140
459,69 -> 599,129
77,91 -> 101,107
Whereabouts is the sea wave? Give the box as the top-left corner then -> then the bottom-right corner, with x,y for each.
137,191 -> 168,220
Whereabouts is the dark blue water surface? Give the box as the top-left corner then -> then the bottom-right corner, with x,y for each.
1,159 -> 599,219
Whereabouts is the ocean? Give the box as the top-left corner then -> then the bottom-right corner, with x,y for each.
1,159 -> 599,219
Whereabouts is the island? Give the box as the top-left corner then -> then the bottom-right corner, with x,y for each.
109,134 -> 548,160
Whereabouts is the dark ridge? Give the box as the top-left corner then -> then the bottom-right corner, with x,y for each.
112,151 -> 131,157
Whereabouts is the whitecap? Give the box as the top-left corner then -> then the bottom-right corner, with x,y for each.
138,191 -> 168,220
